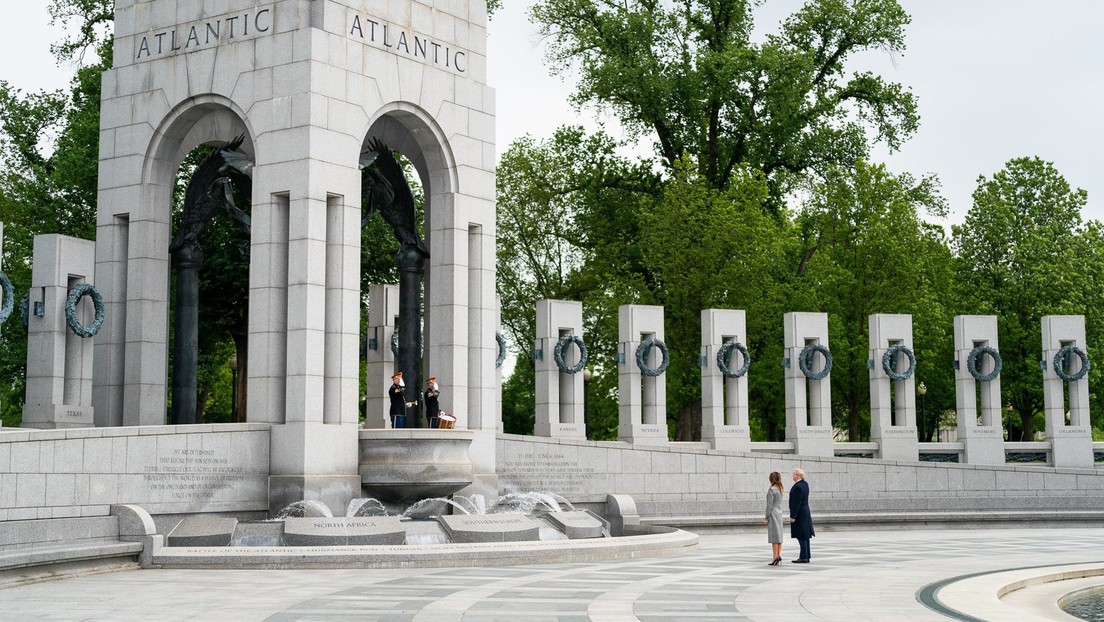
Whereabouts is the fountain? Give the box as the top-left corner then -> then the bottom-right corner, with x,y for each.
165,490 -> 607,549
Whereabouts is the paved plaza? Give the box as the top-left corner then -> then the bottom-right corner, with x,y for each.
3,527 -> 1101,621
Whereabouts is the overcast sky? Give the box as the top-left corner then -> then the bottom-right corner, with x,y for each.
3,1 -> 1102,227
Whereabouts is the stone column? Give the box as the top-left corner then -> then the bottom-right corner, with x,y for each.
868,314 -> 918,461
22,235 -> 97,429
783,312 -> 834,457
953,316 -> 1004,464
169,244 -> 203,425
1041,315 -> 1094,468
700,309 -> 750,451
534,300 -> 586,438
617,304 -> 668,445
495,296 -> 503,434
264,175 -> 361,517
364,284 -> 399,428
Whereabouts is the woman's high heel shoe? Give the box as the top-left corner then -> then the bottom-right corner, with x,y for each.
769,556 -> 781,566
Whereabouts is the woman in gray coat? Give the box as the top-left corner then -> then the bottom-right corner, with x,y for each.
764,471 -> 785,565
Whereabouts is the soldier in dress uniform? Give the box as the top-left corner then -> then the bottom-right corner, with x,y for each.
389,371 -> 406,428
424,376 -> 441,428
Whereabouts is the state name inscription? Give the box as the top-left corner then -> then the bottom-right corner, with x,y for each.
500,451 -> 599,495
142,448 -> 248,500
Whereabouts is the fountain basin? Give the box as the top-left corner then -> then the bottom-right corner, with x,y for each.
149,524 -> 697,569
358,429 -> 474,503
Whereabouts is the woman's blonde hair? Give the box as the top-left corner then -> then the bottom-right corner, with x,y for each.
769,471 -> 784,493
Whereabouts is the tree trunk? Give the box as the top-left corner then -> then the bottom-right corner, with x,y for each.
676,400 -> 702,442
233,335 -> 248,423
195,389 -> 209,424
1018,410 -> 1035,441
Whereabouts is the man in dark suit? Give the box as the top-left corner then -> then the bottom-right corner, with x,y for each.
789,467 -> 814,563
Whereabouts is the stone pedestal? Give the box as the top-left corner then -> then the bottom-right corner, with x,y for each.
358,428 -> 474,504
543,510 -> 608,539
534,300 -> 586,438
283,516 -> 405,546
22,235 -> 97,429
617,305 -> 668,445
783,312 -> 834,457
365,284 -> 399,429
953,316 -> 1005,465
700,309 -> 750,451
868,314 -> 918,461
1041,315 -> 1093,468
439,513 -> 540,543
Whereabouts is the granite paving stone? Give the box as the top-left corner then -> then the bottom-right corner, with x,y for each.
2,528 -> 1103,620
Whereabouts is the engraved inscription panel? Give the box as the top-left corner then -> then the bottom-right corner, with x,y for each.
499,449 -> 603,496
141,447 -> 255,503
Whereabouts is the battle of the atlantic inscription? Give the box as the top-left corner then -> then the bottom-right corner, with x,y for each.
499,450 -> 602,496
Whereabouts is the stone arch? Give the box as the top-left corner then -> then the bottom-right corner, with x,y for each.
363,102 -> 458,201
361,102 -> 463,428
145,96 -> 255,209
108,97 -> 255,426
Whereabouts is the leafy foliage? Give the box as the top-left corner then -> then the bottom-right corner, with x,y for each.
47,0 -> 113,63
531,0 -> 919,213
796,161 -> 952,440
0,41 -> 109,424
952,157 -> 1092,440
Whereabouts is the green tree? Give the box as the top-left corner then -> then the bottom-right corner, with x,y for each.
0,42 -> 109,424
495,127 -> 659,438
797,160 -> 950,440
47,0 -> 113,63
638,159 -> 794,440
1077,221 -> 1104,435
952,157 -> 1088,441
531,0 -> 919,213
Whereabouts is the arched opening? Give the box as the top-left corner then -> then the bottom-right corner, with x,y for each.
167,140 -> 252,424
135,99 -> 254,424
359,106 -> 458,429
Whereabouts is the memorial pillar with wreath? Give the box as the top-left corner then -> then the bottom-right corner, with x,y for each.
953,315 -> 1005,464
783,312 -> 834,457
364,284 -> 399,429
534,299 -> 587,438
1041,315 -> 1093,468
868,314 -> 918,461
700,309 -> 751,451
618,304 -> 669,445
22,235 -> 100,429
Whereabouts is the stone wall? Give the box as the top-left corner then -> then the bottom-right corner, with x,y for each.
0,424 -> 270,521
5,425 -> 1100,525
496,434 -> 1104,520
